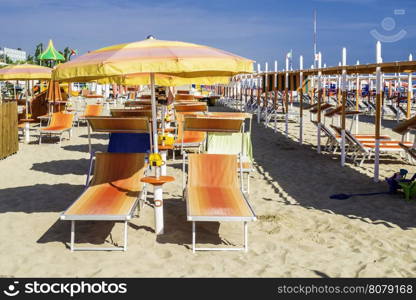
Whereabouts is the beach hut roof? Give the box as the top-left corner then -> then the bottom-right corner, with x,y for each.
38,40 -> 65,61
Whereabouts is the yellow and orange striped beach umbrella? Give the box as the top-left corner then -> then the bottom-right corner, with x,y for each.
52,38 -> 253,85
53,37 -> 253,155
0,64 -> 52,80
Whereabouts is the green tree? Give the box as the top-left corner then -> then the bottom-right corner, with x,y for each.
34,43 -> 44,64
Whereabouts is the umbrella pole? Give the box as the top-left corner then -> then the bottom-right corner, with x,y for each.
25,80 -> 29,119
150,73 -> 159,157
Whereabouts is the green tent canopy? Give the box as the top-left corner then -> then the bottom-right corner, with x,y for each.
38,40 -> 65,61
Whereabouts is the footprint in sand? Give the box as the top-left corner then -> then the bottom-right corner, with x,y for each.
155,249 -> 173,259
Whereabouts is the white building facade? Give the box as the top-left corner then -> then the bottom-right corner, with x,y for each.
0,47 -> 27,62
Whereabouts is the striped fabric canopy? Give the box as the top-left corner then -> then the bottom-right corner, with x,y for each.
0,64 -> 52,80
53,38 -> 254,85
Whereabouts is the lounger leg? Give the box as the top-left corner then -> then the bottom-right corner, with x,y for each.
71,221 -> 75,252
244,222 -> 248,253
123,221 -> 128,251
39,132 -> 42,145
247,173 -> 250,194
192,221 -> 196,253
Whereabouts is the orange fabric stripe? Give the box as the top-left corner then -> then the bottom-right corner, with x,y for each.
41,112 -> 73,131
187,154 -> 252,217
65,153 -> 146,216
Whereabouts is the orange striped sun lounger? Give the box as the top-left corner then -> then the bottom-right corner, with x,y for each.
172,112 -> 206,159
174,103 -> 208,113
61,152 -> 147,251
77,104 -> 103,126
181,115 -> 252,192
330,125 -> 410,165
38,112 -> 74,146
174,94 -> 197,103
185,154 -> 256,252
110,109 -> 153,118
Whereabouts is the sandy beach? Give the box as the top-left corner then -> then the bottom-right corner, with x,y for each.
1,103 -> 416,278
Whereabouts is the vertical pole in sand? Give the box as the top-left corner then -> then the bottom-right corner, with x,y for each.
341,47 -> 347,167
317,52 -> 322,153
264,62 -> 269,126
299,55 -> 304,144
274,60 -> 278,132
257,63 -> 261,124
285,56 -> 289,137
407,54 -> 413,121
355,60 -> 360,135
374,41 -> 382,182
240,76 -> 243,112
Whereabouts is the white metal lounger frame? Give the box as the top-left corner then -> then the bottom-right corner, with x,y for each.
332,125 -> 406,166
39,127 -> 72,146
60,195 -> 142,252
311,121 -> 340,153
183,152 -> 257,252
182,117 -> 256,252
60,151 -> 146,252
86,117 -> 152,207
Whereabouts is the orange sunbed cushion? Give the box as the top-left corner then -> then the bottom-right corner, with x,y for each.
65,153 -> 145,216
65,184 -> 138,216
187,154 -> 253,218
188,186 -> 253,217
362,143 -> 407,149
40,112 -> 73,132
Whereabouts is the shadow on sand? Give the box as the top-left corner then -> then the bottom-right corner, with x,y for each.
250,118 -> 416,230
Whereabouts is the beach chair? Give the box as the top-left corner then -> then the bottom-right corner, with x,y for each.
77,104 -> 103,126
60,152 -> 147,251
174,103 -> 207,113
330,125 -> 412,165
311,121 -> 340,153
38,112 -> 74,145
86,116 -> 152,155
174,94 -> 196,103
184,153 -> 256,252
172,112 -> 206,160
202,112 -> 254,193
110,109 -> 152,118
181,114 -> 246,184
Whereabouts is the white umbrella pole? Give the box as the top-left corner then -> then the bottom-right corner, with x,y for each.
299,55 -> 304,144
374,41 -> 382,182
150,73 -> 159,155
150,72 -> 164,235
341,48 -> 347,167
285,56 -> 289,138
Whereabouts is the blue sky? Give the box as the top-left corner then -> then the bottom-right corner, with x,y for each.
0,0 -> 415,69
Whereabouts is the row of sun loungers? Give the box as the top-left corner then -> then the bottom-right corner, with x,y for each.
52,98 -> 257,252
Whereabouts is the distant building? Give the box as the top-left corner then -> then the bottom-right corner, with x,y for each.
0,47 -> 27,63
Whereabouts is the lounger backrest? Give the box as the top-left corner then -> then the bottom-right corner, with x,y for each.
174,103 -> 207,112
175,113 -> 205,142
316,121 -> 338,140
50,112 -> 74,129
87,117 -> 149,133
330,125 -> 364,148
124,101 -> 151,107
91,153 -> 146,191
175,94 -> 195,101
188,154 -> 238,188
84,104 -> 102,117
393,115 -> 416,135
183,117 -> 244,133
310,103 -> 333,114
324,105 -> 342,117
111,109 -> 152,118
